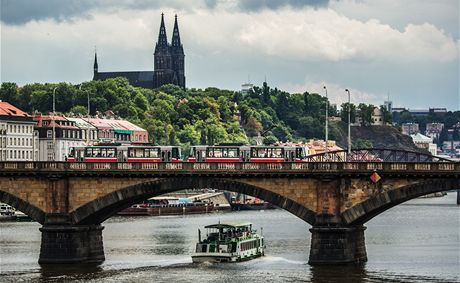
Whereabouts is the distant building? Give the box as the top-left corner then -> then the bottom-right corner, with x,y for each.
65,117 -> 98,145
411,133 -> 437,155
429,108 -> 447,116
371,107 -> 384,126
241,83 -> 253,95
83,118 -> 149,144
425,123 -> 444,139
0,101 -> 38,161
401,123 -> 419,135
84,118 -> 115,143
384,100 -> 392,112
93,14 -> 185,89
33,114 -> 85,161
114,120 -> 149,144
409,109 -> 430,117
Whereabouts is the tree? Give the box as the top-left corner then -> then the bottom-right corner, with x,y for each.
340,103 -> 356,124
177,124 -> 200,145
70,105 -> 87,116
353,139 -> 373,149
0,82 -> 20,106
358,103 -> 374,126
244,116 -> 263,137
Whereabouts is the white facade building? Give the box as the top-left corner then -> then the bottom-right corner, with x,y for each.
33,114 -> 86,161
0,101 -> 38,161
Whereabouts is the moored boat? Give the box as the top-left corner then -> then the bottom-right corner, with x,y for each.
191,222 -> 265,263
0,203 -> 16,221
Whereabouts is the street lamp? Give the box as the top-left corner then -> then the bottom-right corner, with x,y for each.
79,84 -> 91,145
323,86 -> 328,155
52,87 -> 57,161
345,89 -> 351,155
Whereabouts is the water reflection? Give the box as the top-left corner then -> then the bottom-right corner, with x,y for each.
39,263 -> 102,280
310,265 -> 367,283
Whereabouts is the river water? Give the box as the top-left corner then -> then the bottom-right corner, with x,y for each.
0,193 -> 459,282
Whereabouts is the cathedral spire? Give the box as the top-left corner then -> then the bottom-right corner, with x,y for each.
93,48 -> 98,74
171,14 -> 182,48
157,13 -> 168,47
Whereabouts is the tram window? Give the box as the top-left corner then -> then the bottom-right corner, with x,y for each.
107,148 -> 115,157
214,148 -> 223,158
171,147 -> 180,159
151,148 -> 159,158
228,148 -> 238,157
135,148 -> 143,158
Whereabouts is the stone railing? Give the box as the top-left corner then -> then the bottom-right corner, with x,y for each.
0,161 -> 459,176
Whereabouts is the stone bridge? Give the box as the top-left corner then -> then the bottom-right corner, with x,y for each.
0,149 -> 458,265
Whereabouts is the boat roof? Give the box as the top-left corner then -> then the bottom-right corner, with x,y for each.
204,222 -> 252,229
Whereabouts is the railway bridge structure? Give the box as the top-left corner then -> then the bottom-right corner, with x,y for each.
0,149 -> 458,265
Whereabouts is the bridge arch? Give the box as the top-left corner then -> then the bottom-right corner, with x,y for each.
0,190 -> 46,224
342,178 -> 460,225
70,177 -> 317,226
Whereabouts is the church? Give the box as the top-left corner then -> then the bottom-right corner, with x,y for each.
93,14 -> 185,89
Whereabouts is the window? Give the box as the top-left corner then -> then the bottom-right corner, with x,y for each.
47,130 -> 53,138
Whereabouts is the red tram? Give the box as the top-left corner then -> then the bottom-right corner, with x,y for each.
187,145 -> 306,162
67,144 -> 306,163
67,145 -> 182,163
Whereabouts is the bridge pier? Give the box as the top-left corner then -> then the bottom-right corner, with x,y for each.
308,225 -> 367,265
457,189 -> 460,205
38,214 -> 105,264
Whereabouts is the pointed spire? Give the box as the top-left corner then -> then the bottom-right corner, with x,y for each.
171,14 -> 182,49
157,12 -> 168,47
93,47 -> 98,73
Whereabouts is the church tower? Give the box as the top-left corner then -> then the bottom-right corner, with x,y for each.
93,14 -> 185,89
93,51 -> 98,76
153,13 -> 185,89
154,14 -> 173,88
170,15 -> 186,88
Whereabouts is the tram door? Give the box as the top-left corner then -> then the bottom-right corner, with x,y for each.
161,149 -> 172,162
240,146 -> 250,162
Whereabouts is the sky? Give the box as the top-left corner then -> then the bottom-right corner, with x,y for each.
1,0 -> 459,110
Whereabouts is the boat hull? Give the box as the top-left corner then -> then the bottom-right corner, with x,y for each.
191,251 -> 264,263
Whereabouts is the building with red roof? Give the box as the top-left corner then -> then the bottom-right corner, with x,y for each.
0,101 -> 38,161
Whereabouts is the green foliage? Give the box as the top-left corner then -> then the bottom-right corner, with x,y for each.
70,105 -> 88,115
353,138 -> 373,149
6,79 -> 455,150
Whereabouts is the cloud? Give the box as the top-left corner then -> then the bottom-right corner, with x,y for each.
1,2 -> 458,110
282,80 -> 382,107
0,0 -> 330,25
235,9 -> 458,63
0,0 -> 201,25
236,0 -> 329,11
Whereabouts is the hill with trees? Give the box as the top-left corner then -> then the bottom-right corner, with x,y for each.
2,78 -> 456,152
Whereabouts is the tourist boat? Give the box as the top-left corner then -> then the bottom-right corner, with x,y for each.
191,222 -> 265,263
0,203 -> 16,221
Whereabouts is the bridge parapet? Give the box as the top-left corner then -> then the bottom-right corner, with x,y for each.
0,161 -> 458,176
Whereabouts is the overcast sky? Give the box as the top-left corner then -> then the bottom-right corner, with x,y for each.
1,0 -> 459,110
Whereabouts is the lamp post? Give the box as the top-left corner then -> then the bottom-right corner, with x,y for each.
79,85 -> 91,145
323,86 -> 328,155
345,89 -> 351,155
52,87 -> 57,161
